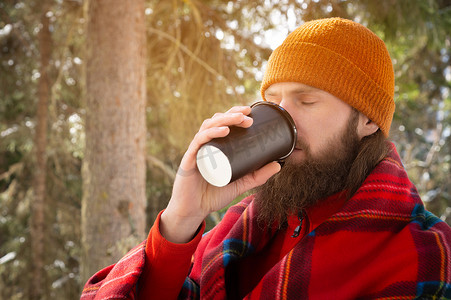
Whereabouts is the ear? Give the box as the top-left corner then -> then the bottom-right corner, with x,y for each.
356,112 -> 379,140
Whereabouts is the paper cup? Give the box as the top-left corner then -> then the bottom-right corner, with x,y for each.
196,101 -> 297,187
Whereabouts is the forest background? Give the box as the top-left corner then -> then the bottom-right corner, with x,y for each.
0,0 -> 450,299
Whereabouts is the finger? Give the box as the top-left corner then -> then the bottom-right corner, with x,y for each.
199,106 -> 251,131
183,126 -> 231,166
236,161 -> 281,194
199,113 -> 252,131
226,106 -> 251,115
224,106 -> 252,126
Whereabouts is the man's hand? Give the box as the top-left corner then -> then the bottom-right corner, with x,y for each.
160,105 -> 281,243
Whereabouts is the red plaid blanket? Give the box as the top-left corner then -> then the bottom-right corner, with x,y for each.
81,143 -> 451,299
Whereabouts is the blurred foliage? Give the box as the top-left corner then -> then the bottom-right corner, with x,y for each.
0,0 -> 450,299
0,0 -> 84,299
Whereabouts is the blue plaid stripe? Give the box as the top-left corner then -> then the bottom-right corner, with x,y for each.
416,281 -> 451,299
223,238 -> 254,267
411,204 -> 443,230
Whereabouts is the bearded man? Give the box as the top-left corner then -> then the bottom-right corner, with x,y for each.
81,18 -> 451,300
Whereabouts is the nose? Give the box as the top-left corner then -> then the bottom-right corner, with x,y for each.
278,98 -> 300,135
278,98 -> 288,109
279,99 -> 294,116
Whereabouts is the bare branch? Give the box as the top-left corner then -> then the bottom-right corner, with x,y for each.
146,154 -> 176,180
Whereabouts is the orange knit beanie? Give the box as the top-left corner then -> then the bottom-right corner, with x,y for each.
261,18 -> 395,136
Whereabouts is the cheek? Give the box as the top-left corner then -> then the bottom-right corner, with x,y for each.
299,114 -> 347,151
323,108 -> 352,134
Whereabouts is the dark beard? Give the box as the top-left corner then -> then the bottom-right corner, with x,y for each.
254,111 -> 360,227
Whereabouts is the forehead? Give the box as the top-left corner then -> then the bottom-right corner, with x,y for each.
265,82 -> 322,95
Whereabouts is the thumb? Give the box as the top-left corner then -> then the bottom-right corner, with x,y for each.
236,161 -> 281,194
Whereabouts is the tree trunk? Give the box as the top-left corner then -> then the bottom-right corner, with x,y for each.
30,5 -> 51,299
81,0 -> 147,283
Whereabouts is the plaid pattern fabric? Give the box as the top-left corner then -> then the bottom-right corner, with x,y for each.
81,143 -> 451,299
81,241 -> 146,300
183,143 -> 451,299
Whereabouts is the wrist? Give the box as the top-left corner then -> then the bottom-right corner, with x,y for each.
160,209 -> 206,244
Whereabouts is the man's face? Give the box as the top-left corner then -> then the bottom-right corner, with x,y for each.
255,82 -> 363,225
264,82 -> 356,163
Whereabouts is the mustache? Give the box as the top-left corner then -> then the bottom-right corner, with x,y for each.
295,137 -> 309,150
